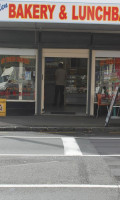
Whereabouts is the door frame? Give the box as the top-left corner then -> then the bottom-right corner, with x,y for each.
42,48 -> 89,114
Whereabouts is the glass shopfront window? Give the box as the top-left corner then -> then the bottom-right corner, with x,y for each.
95,58 -> 120,104
0,55 -> 36,100
44,57 -> 88,114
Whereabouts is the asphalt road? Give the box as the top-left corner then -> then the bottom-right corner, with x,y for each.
0,131 -> 120,200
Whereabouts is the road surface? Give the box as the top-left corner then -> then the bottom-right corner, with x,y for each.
0,131 -> 119,200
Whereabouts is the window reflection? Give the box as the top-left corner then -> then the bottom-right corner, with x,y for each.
0,55 -> 36,100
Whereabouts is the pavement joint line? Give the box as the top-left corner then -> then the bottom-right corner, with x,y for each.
46,132 -> 76,134
1,126 -> 120,129
0,136 -> 120,139
0,136 -> 65,139
75,137 -> 120,139
0,154 -> 120,157
0,184 -> 119,188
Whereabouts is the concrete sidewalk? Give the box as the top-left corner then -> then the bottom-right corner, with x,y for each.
0,114 -> 119,132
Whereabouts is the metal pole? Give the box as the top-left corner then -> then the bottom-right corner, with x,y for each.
88,48 -> 92,116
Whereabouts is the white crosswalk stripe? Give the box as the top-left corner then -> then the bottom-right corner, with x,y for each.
61,137 -> 82,155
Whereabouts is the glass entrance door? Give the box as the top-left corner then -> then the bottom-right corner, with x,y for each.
44,57 -> 88,115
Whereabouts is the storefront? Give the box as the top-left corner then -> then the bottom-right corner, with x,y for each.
0,0 -> 120,116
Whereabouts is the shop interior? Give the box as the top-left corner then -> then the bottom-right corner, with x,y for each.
44,57 -> 88,115
0,55 -> 35,101
0,55 -> 36,115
